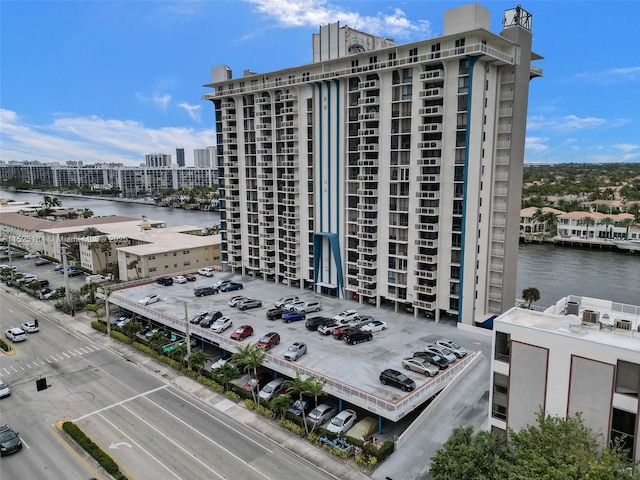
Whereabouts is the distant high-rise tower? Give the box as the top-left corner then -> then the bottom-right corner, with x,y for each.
194,148 -> 213,168
145,153 -> 171,167
204,3 -> 542,326
176,148 -> 185,167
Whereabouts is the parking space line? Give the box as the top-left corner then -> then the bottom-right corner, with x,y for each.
68,350 -> 78,357
61,352 -> 71,358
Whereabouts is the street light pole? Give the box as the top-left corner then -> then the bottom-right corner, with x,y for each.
61,245 -> 71,310
183,301 -> 191,357
105,286 -> 111,339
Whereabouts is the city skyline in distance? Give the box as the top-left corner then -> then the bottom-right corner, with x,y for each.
1,0 -> 638,166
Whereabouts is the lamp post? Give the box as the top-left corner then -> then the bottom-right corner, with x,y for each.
166,297 -> 191,356
105,286 -> 111,340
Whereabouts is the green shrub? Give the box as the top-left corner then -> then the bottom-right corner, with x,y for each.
110,330 -> 130,344
278,419 -> 306,436
0,340 -> 10,352
244,399 -> 257,410
92,321 -> 107,333
255,405 -> 275,419
225,391 -> 240,402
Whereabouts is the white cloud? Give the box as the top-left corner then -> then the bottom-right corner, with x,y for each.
245,0 -> 431,39
613,143 -> 639,154
525,136 -> 549,153
527,114 -> 607,132
0,109 -> 215,166
136,91 -> 172,110
178,103 -> 202,122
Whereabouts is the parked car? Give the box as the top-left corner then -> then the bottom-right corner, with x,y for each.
228,295 -> 250,307
282,310 -> 305,323
305,316 -> 334,331
37,279 -> 50,288
198,267 -> 214,277
344,329 -> 373,345
24,252 -> 40,259
23,273 -> 37,282
288,397 -> 313,416
318,321 -> 340,335
184,273 -> 197,282
85,275 -> 110,285
210,357 -> 239,372
255,332 -> 280,350
38,287 -> 54,299
326,409 -> 358,434
243,372 -> 272,392
413,351 -> 450,370
379,368 -> 416,392
266,307 -> 285,320
258,378 -> 285,401
291,300 -> 323,313
360,320 -> 387,332
283,300 -> 307,311
220,282 -> 243,292
307,403 -> 338,425
68,269 -> 84,277
425,344 -> 457,363
200,311 -> 223,328
283,342 -> 307,361
275,295 -> 300,308
34,259 -> 52,266
0,380 -> 10,398
436,339 -> 468,358
139,294 -> 160,305
230,324 -> 254,340
190,312 -> 208,324
156,276 -> 173,286
334,310 -> 359,323
20,321 -> 39,333
194,285 -> 218,297
214,279 -> 232,289
402,357 -> 439,377
113,316 -> 131,328
210,316 -> 233,333
238,298 -> 262,310
332,325 -> 360,340
171,275 -> 187,284
0,424 -> 22,456
59,265 -> 78,274
4,327 -> 27,342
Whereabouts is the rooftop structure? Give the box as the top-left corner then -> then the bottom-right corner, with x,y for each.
203,3 -> 543,325
490,296 -> 640,459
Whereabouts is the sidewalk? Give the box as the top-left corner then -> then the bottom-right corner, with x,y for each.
13,291 -> 371,480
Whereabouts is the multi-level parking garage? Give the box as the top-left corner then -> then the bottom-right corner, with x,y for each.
108,273 -> 480,425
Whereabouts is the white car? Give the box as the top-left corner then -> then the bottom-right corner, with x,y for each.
333,310 -> 359,323
326,409 -> 358,434
283,300 -> 307,311
360,320 -> 387,332
20,321 -> 39,333
5,327 -> 27,342
228,296 -> 249,307
23,273 -> 37,281
283,342 -> 307,361
139,294 -> 160,305
210,316 -> 233,333
172,275 -> 187,284
24,252 -> 41,259
307,403 -> 338,425
198,268 -> 214,277
436,340 -> 468,358
0,380 -> 10,398
275,295 -> 300,308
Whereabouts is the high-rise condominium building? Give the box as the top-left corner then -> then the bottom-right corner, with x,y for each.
145,153 -> 171,168
203,3 -> 542,325
176,148 -> 186,167
194,148 -> 214,168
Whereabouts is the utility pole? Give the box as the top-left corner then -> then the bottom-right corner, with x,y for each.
105,286 -> 111,339
61,245 -> 70,309
184,301 -> 191,356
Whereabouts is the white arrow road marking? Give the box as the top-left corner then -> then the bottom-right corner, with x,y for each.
109,441 -> 132,449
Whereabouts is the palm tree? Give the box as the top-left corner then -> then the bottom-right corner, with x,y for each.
170,343 -> 188,366
579,216 -> 596,239
80,282 -> 98,304
121,321 -> 142,342
88,241 -> 103,271
81,208 -> 94,218
531,208 -> 545,234
99,237 -> 112,270
270,395 -> 293,420
598,217 -> 615,239
188,350 -> 210,376
232,344 -> 266,403
304,377 -> 327,434
618,218 -> 634,240
283,373 -> 312,434
127,259 -> 141,279
543,212 -> 560,237
213,362 -> 240,391
82,227 -> 101,237
41,195 -> 62,208
522,287 -> 541,309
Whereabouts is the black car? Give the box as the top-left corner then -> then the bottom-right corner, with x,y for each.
67,269 -> 84,277
200,311 -> 223,328
413,351 -> 450,369
35,259 -> 52,266
194,285 -> 218,297
305,316 -> 334,331
266,307 -> 285,320
379,369 -> 416,392
157,276 -> 173,286
184,273 -> 197,282
343,329 -> 373,345
190,311 -> 208,324
38,279 -> 50,288
0,424 -> 22,456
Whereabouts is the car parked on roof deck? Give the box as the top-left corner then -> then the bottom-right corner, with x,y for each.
198,267 -> 214,277
156,276 -> 173,286
238,298 -> 262,310
282,310 -> 305,323
139,294 -> 160,305
24,252 -> 40,259
425,344 -> 457,364
220,282 -> 243,292
266,307 -> 285,320
283,300 -> 307,311
436,339 -> 468,358
289,300 -> 323,313
317,321 -> 340,335
214,279 -> 232,289
35,259 -> 52,266
344,329 -> 373,345
171,275 -> 187,284
379,368 -> 416,392
23,273 -> 37,282
255,332 -> 280,350
275,295 -> 300,308
307,403 -> 338,425
200,311 -> 223,328
326,409 -> 358,434
230,324 -> 254,340
190,312 -> 208,324
0,424 -> 22,456
402,357 -> 439,377
360,320 -> 387,332
332,325 -> 359,340
413,351 -> 450,369
305,316 -> 333,331
283,342 -> 307,361
210,316 -> 233,333
194,285 -> 218,297
228,295 -> 250,307
184,273 -> 197,282
333,310 -> 359,323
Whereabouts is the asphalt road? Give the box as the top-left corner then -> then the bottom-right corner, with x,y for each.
0,289 -> 346,480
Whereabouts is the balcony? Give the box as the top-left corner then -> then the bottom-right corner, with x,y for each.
419,69 -> 444,81
358,79 -> 379,89
418,123 -> 443,133
418,140 -> 442,149
415,223 -> 439,232
416,174 -> 441,183
358,144 -> 379,152
414,254 -> 437,264
357,128 -> 380,136
358,112 -> 380,121
414,284 -> 436,295
419,106 -> 443,116
415,206 -> 439,216
419,88 -> 444,98
358,96 -> 380,105
416,191 -> 439,199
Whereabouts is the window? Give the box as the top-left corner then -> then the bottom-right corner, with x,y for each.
492,373 -> 508,420
149,267 -> 156,272
611,408 -> 636,460
182,250 -> 190,254
616,360 -> 640,397
494,331 -> 511,362
183,261 -> 191,266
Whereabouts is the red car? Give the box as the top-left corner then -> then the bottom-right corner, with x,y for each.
231,324 -> 254,340
332,325 -> 359,340
243,372 -> 272,391
255,332 -> 280,350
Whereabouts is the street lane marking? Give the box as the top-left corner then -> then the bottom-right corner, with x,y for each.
73,385 -> 168,422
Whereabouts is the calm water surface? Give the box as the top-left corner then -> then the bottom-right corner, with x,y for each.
4,190 -> 639,307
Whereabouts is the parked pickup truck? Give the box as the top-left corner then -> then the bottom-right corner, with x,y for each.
85,274 -> 112,285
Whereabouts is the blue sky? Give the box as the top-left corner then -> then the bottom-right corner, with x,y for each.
1,0 -> 638,166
